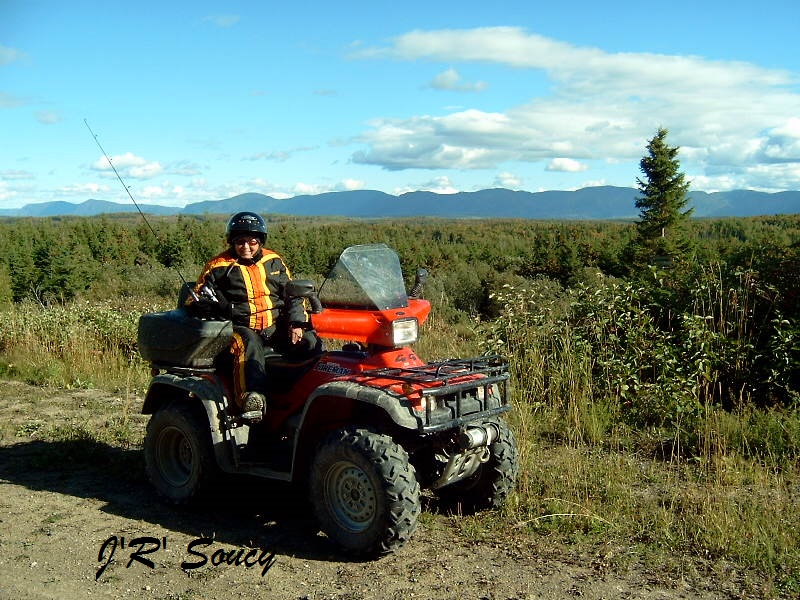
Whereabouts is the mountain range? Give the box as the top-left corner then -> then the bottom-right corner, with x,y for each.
1,186 -> 798,220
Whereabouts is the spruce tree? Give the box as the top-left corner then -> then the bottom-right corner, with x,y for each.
633,127 -> 693,262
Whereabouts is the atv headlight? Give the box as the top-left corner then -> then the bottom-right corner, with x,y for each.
392,318 -> 419,346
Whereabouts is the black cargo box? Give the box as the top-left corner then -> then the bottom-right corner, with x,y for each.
137,308 -> 232,368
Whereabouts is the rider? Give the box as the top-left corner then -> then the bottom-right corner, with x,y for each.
187,211 -> 312,420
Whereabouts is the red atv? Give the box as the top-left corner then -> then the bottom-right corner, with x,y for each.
137,243 -> 518,555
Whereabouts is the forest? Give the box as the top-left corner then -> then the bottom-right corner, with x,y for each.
1,211 -> 798,410
1,211 -> 799,592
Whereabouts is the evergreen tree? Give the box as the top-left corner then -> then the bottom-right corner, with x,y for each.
0,261 -> 12,305
633,127 -> 694,262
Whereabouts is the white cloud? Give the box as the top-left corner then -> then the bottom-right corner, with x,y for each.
218,178 -> 288,200
352,27 -> 800,190
203,15 -> 240,28
281,180 -> 368,196
407,176 -> 458,194
353,109 -> 519,170
248,150 -> 292,162
245,146 -> 318,162
687,161 -> 800,192
760,118 -> 800,161
771,117 -> 800,139
339,178 -> 365,191
237,177 -> 365,199
581,179 -> 609,189
1,170 -> 34,180
0,91 -> 27,108
417,176 -> 460,194
0,45 -> 25,66
428,68 -> 487,92
91,152 -> 163,179
138,186 -> 165,199
247,177 -> 272,188
546,158 -> 588,172
686,174 -> 741,192
35,110 -> 61,124
494,171 -> 522,189
56,182 -> 111,196
0,182 -> 18,202
128,163 -> 163,179
166,160 -> 203,176
293,182 -> 330,195
362,27 -> 792,91
84,178 -> 230,205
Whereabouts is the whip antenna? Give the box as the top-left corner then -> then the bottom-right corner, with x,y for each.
84,119 -> 197,296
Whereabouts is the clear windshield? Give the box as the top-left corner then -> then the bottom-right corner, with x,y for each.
318,244 -> 408,310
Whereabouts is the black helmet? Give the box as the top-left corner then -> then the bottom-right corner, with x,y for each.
226,211 -> 267,243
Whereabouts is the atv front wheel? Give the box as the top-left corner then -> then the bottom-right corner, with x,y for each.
310,428 -> 420,555
144,403 -> 216,503
436,419 -> 518,513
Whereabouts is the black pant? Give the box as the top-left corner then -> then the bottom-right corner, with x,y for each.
227,324 -> 322,406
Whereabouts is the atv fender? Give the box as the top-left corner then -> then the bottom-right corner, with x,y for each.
285,381 -> 419,479
141,373 -> 241,473
302,381 -> 419,431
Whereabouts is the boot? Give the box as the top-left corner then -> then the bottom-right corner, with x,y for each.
241,391 -> 266,423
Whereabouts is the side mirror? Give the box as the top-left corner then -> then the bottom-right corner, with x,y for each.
286,279 -> 323,314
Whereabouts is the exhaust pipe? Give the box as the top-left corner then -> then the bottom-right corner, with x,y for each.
459,423 -> 499,449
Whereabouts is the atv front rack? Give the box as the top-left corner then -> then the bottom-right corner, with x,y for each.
359,355 -> 511,432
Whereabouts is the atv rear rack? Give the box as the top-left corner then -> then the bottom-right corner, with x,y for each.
360,355 -> 511,432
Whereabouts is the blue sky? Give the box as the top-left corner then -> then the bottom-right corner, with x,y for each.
1,0 -> 799,209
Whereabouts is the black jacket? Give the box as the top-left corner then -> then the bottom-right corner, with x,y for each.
190,247 -> 307,332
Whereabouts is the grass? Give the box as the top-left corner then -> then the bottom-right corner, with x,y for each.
474,275 -> 800,597
1,292 -> 798,597
0,298 -> 166,395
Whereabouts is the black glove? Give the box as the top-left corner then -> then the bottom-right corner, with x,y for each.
188,296 -> 232,321
187,299 -> 215,319
215,295 -> 231,319
259,325 -> 277,344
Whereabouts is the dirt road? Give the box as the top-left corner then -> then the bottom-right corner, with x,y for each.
0,381 -> 757,599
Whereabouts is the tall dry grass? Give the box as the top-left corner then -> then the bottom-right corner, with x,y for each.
0,299 -> 165,394
471,269 -> 799,594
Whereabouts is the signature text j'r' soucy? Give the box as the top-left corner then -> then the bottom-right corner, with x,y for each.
96,535 -> 277,580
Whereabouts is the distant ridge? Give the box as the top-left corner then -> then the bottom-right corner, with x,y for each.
1,186 -> 799,219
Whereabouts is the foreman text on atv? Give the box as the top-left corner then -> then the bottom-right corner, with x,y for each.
137,243 -> 519,555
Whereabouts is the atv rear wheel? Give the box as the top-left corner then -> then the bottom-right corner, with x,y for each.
310,428 -> 420,555
436,419 -> 518,513
144,403 -> 216,503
